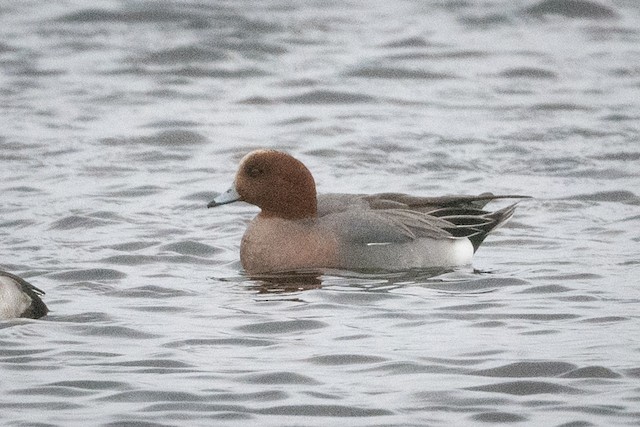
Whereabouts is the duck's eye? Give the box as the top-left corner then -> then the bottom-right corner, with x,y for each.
246,167 -> 263,178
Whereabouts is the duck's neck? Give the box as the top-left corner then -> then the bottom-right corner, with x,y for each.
261,190 -> 317,220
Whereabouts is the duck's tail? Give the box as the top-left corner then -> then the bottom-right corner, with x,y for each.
427,203 -> 520,252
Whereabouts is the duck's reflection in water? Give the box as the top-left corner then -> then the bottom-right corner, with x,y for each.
246,271 -> 323,294
245,266 -> 459,294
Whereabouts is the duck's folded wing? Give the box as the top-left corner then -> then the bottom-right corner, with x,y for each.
320,209 -> 456,245
319,201 -> 520,249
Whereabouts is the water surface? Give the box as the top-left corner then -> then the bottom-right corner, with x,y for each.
1,0 -> 639,425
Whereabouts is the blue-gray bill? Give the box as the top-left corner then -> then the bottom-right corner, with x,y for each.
207,186 -> 241,208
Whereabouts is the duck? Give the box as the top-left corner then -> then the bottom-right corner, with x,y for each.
208,149 -> 527,274
0,270 -> 48,320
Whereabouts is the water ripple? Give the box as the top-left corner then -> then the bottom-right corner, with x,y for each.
235,319 -> 328,334
2,0 -> 639,425
467,380 -> 583,396
525,0 -> 618,19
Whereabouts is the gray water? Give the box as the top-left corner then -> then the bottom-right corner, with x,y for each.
1,0 -> 639,425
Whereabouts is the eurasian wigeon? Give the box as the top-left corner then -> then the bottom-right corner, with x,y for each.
0,270 -> 48,319
208,149 -> 527,274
